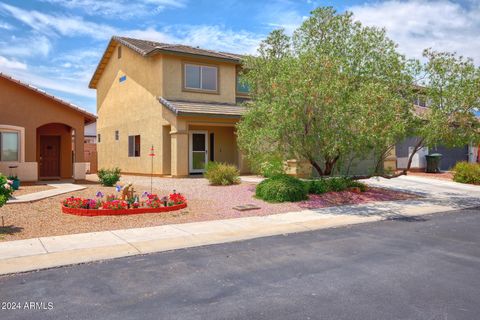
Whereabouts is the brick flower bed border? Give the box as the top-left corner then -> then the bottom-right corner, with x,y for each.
62,203 -> 187,217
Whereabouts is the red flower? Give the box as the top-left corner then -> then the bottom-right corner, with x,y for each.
102,200 -> 128,210
169,193 -> 186,205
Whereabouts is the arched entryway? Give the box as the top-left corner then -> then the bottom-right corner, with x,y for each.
36,123 -> 74,179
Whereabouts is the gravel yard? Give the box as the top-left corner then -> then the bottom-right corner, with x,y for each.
0,175 -> 417,241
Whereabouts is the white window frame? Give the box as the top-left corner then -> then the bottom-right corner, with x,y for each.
184,63 -> 218,92
0,125 -> 24,163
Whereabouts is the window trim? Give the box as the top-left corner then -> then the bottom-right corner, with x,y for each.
128,135 -> 141,157
182,62 -> 220,94
0,125 -> 24,163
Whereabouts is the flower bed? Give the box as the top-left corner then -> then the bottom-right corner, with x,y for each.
62,202 -> 187,216
61,186 -> 187,216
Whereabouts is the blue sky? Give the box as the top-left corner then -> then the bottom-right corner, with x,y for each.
0,0 -> 478,114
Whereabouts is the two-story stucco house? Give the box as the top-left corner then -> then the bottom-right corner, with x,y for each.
89,36 -> 250,177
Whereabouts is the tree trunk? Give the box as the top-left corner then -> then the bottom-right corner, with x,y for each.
403,138 -> 425,174
323,155 -> 340,176
309,160 -> 324,176
352,138 -> 425,180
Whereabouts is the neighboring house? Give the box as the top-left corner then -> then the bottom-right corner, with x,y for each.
0,73 -> 96,181
84,122 -> 97,144
396,102 -> 477,171
84,122 -> 97,173
90,36 -> 249,177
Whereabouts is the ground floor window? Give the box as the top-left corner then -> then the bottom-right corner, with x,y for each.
0,131 -> 19,161
128,135 -> 141,157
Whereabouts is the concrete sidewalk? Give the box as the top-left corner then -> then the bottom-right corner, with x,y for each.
1,180 -> 479,276
7,183 -> 86,204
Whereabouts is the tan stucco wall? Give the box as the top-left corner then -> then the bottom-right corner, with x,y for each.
96,43 -> 168,174
0,76 -> 88,180
162,54 -> 237,104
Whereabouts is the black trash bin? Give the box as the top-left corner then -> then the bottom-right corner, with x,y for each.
425,153 -> 442,173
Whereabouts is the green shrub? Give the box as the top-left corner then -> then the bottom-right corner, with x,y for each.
307,177 -> 368,194
258,157 -> 285,178
453,162 -> 480,185
347,180 -> 368,192
256,175 -> 308,202
97,167 -> 122,186
204,162 -> 240,185
0,173 -> 14,207
307,179 -> 329,194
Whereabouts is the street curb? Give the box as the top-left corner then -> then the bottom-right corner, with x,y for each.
1,202 -> 476,277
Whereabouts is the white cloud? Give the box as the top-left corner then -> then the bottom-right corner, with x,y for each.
0,65 -> 94,99
0,34 -> 52,57
124,25 -> 263,54
0,20 -> 12,29
167,25 -> 263,54
259,0 -> 307,34
42,0 -> 187,18
0,3 -> 117,40
0,55 -> 27,70
349,0 -> 480,63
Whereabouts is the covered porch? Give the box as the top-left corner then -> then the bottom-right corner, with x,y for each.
159,98 -> 249,177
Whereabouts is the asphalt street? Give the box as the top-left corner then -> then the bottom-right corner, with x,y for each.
1,208 -> 479,320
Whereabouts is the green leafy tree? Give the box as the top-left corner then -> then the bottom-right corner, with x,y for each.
237,7 -> 414,176
401,49 -> 480,172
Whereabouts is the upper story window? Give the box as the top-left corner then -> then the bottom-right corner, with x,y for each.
184,63 -> 218,92
413,94 -> 428,108
0,131 -> 19,161
118,46 -> 122,59
236,74 -> 250,95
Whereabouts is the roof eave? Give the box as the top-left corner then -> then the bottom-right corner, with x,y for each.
176,112 -> 242,119
148,48 -> 242,64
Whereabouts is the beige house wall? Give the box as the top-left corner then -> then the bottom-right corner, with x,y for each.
162,54 -> 237,104
96,43 -> 169,175
96,42 -> 249,177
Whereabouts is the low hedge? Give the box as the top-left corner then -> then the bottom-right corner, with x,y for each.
204,162 -> 240,186
453,162 -> 480,185
256,175 -> 308,202
97,167 -> 122,187
307,177 -> 368,194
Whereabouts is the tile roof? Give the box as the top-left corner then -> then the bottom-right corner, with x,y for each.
89,36 -> 244,89
114,36 -> 244,62
158,97 -> 246,118
1,72 -> 96,123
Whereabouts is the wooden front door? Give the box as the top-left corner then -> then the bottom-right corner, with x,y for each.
40,136 -> 60,178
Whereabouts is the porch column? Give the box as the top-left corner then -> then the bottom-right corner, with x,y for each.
170,119 -> 189,177
73,127 -> 86,180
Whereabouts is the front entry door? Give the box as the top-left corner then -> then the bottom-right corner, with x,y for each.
40,136 -> 60,178
189,131 -> 208,173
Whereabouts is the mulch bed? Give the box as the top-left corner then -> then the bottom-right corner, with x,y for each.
0,181 -> 417,241
298,188 -> 417,209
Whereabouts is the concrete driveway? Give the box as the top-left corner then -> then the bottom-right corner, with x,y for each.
363,175 -> 480,209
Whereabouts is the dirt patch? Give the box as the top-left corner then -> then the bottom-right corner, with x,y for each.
0,181 -> 417,241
